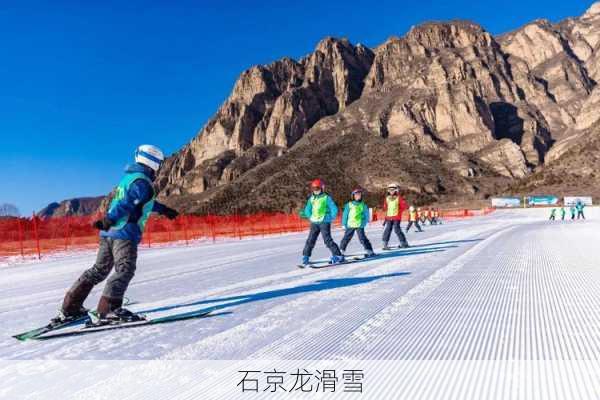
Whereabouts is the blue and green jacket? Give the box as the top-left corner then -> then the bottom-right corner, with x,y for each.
100,163 -> 169,244
301,193 -> 338,224
342,200 -> 369,229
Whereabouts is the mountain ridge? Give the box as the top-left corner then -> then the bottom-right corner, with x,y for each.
42,3 -> 600,216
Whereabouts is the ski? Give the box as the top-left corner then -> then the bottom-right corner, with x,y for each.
381,246 -> 410,251
32,308 -> 215,340
12,298 -> 134,341
308,255 -> 377,269
12,315 -> 89,342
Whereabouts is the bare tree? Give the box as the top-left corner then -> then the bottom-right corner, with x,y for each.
0,203 -> 20,217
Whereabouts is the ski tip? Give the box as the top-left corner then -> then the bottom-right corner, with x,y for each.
12,331 -> 39,342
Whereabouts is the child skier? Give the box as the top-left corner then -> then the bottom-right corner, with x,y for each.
382,182 -> 409,250
340,188 -> 375,258
560,206 -> 566,221
549,208 -> 556,221
432,208 -> 440,225
576,201 -> 586,220
427,208 -> 434,225
570,205 -> 577,220
418,208 -> 425,224
300,179 -> 344,266
54,145 -> 179,325
406,206 -> 424,232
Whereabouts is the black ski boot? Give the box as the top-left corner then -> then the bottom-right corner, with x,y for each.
50,306 -> 89,326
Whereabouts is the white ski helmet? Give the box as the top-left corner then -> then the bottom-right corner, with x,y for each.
387,182 -> 400,189
135,144 -> 164,172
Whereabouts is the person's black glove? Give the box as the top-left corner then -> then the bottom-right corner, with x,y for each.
162,206 -> 180,220
92,217 -> 114,231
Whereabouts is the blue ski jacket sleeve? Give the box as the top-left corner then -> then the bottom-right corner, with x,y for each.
362,204 -> 369,228
301,197 -> 312,220
152,201 -> 169,214
326,196 -> 338,223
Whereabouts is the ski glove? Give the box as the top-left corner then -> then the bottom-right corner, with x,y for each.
162,206 -> 179,220
92,217 -> 114,231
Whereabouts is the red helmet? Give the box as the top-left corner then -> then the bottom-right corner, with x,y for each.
310,179 -> 325,190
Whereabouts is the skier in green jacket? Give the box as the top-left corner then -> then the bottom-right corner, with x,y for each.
300,179 -> 344,266
560,207 -> 566,220
549,208 -> 557,221
340,188 -> 375,258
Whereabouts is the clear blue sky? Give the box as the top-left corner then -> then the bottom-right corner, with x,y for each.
2,0 -> 592,214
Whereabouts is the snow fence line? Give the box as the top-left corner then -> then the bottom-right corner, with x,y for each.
0,208 -> 494,260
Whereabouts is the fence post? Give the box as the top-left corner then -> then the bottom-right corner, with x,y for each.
210,215 -> 216,243
18,218 -> 24,258
264,213 -> 270,238
147,217 -> 152,248
64,216 -> 70,251
167,218 -> 172,243
32,213 -> 41,260
182,216 -> 189,245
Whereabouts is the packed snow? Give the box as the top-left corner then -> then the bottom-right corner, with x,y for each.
2,208 -> 600,399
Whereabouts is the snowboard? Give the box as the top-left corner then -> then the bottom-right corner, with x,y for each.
31,307 -> 216,340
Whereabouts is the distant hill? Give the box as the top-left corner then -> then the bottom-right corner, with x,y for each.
38,196 -> 107,218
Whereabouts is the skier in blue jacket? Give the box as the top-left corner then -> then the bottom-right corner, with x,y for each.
55,145 -> 180,325
576,200 -> 586,220
340,188 -> 375,257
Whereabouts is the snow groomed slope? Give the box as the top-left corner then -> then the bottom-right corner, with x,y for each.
1,208 -> 599,399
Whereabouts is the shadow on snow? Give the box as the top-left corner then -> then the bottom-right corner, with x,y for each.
142,272 -> 410,317
139,241 -> 474,320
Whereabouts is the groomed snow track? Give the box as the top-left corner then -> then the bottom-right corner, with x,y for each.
1,208 -> 600,399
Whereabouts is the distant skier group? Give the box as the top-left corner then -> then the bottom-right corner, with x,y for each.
299,179 -> 441,267
549,201 -> 586,221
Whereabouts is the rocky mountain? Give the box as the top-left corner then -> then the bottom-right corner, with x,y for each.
152,3 -> 600,213
44,3 -> 600,216
38,196 -> 107,218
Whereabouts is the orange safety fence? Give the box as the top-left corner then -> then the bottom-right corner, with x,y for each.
372,207 -> 495,222
0,207 -> 494,260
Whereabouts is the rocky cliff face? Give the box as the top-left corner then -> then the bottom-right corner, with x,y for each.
50,3 -> 600,216
156,38 -> 374,197
156,4 -> 600,213
38,196 -> 107,218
